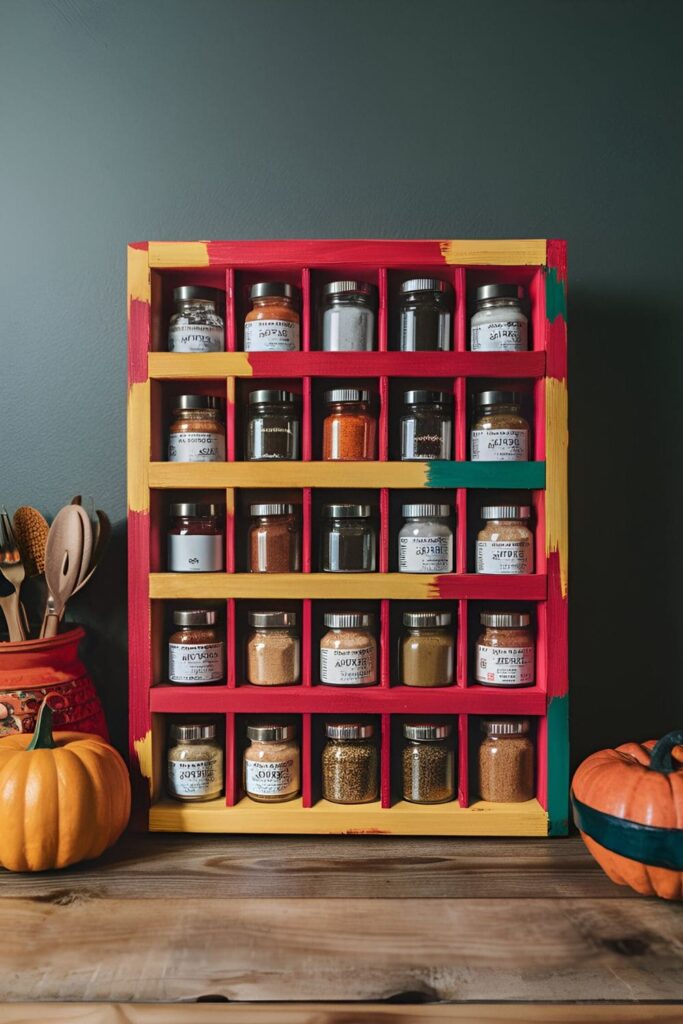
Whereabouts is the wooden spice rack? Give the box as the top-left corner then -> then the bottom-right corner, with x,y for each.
127,239 -> 568,836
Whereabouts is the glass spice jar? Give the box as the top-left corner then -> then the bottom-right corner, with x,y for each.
248,504 -> 301,573
479,718 -> 534,802
168,395 -> 225,463
168,609 -> 224,685
168,503 -> 224,573
246,389 -> 300,461
246,611 -> 300,686
470,284 -> 528,352
320,612 -> 377,687
244,282 -> 300,352
321,504 -> 377,573
476,506 -> 534,575
401,389 -> 452,461
168,286 -> 224,353
398,504 -> 453,574
322,389 -> 377,461
400,611 -> 454,688
399,278 -> 452,351
167,722 -> 223,802
476,612 -> 534,688
471,391 -> 530,462
322,281 -> 376,351
402,722 -> 455,804
322,722 -> 379,804
243,722 -> 300,802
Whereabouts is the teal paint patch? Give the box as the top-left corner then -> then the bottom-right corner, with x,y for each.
548,693 -> 569,836
426,462 -> 546,490
545,266 -> 567,322
572,793 -> 683,870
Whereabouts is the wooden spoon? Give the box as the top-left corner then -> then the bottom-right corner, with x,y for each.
59,509 -> 111,617
41,506 -> 86,639
71,504 -> 93,586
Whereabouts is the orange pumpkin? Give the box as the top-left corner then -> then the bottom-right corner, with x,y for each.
0,700 -> 130,872
572,730 -> 683,900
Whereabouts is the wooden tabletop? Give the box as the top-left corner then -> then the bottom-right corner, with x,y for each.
2,833 -> 683,1019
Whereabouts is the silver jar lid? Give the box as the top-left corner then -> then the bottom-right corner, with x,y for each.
323,612 -> 374,629
475,284 -> 523,303
173,285 -> 222,304
247,722 -> 296,742
323,503 -> 372,518
173,394 -> 223,412
480,505 -> 531,520
476,390 -> 521,407
324,388 -> 371,404
402,503 -> 450,518
248,610 -> 298,628
480,612 -> 531,628
323,280 -> 375,298
403,610 -> 452,628
169,502 -> 223,517
404,389 -> 451,405
170,722 -> 216,741
250,281 -> 296,300
482,718 -> 530,736
249,389 -> 298,405
400,278 -> 452,295
250,503 -> 295,516
173,609 -> 217,626
325,721 -> 374,739
403,722 -> 452,741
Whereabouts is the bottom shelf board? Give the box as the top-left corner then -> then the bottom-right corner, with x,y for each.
149,796 -> 548,836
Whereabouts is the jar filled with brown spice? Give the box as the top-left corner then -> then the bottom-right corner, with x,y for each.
402,722 -> 455,804
476,612 -> 534,688
168,609 -> 224,685
322,721 -> 379,804
248,503 -> 301,573
476,506 -> 533,575
168,395 -> 225,463
400,611 -> 454,688
471,391 -> 529,462
246,611 -> 300,686
243,722 -> 300,802
479,718 -> 534,803
320,612 -> 377,687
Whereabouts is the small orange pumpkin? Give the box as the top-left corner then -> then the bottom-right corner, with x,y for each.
0,700 -> 130,872
572,730 -> 683,900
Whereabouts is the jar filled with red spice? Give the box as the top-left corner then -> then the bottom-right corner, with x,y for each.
323,388 -> 376,461
248,503 -> 301,573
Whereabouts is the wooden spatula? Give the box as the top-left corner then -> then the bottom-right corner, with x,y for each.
41,506 -> 86,639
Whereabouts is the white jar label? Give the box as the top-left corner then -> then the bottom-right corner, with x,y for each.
245,757 -> 298,797
476,539 -> 533,575
244,319 -> 299,351
320,645 -> 376,685
471,320 -> 527,351
169,757 -> 221,797
169,642 -> 225,684
399,534 -> 453,573
168,534 -> 223,572
168,324 -> 223,352
168,431 -> 225,462
476,644 -> 534,686
471,429 -> 528,461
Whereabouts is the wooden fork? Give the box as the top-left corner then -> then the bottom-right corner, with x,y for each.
0,508 -> 26,641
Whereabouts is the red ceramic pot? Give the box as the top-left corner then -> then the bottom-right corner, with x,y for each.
0,627 -> 108,740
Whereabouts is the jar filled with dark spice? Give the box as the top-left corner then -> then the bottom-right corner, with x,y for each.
168,609 -> 224,685
322,721 -> 379,804
401,390 -> 452,461
248,504 -> 301,573
479,718 -> 534,802
399,279 -> 452,351
321,504 -> 376,572
323,389 -> 377,461
168,503 -> 224,573
246,390 -> 300,461
402,722 -> 455,804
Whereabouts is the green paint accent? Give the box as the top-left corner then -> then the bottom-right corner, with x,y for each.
545,266 -> 567,322
547,693 -> 569,836
571,793 -> 683,870
426,461 -> 546,490
27,700 -> 56,751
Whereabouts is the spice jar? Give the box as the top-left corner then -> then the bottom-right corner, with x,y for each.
321,504 -> 376,573
168,286 -> 224,353
470,284 -> 528,351
246,611 -> 300,686
322,722 -> 378,804
401,390 -> 452,461
402,722 -> 455,804
243,722 -> 300,802
168,609 -> 224,685
167,722 -> 223,802
479,718 -> 534,802
471,391 -> 530,462
244,282 -> 300,352
400,611 -> 454,688
248,504 -> 301,573
476,506 -> 533,575
476,612 -> 534,688
399,279 -> 452,351
322,281 -> 376,351
168,503 -> 224,573
398,504 -> 453,574
246,389 -> 300,461
168,395 -> 225,463
323,389 -> 377,461
320,612 -> 377,687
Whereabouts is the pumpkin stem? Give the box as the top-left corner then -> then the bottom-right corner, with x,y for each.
648,730 -> 683,774
26,699 -> 56,751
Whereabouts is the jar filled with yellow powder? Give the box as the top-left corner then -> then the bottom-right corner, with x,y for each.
400,610 -> 454,688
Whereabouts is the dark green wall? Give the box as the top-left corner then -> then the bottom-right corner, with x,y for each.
3,0 -> 683,764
